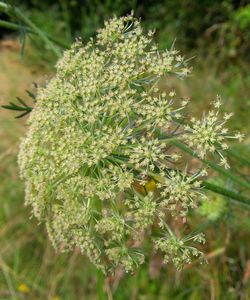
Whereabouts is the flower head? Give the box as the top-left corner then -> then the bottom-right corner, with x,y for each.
155,227 -> 206,270
183,96 -> 243,168
18,14 -> 240,274
158,169 -> 206,217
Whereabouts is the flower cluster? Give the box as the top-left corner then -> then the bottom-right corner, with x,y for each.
128,138 -> 166,172
183,95 -> 244,169
155,227 -> 206,270
135,90 -> 188,129
125,192 -> 158,231
158,169 -> 207,217
18,13 -> 240,274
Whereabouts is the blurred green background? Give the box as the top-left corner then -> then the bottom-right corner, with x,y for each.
0,0 -> 250,299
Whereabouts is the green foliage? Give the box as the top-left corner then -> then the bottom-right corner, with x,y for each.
234,4 -> 250,30
0,1 -> 250,299
0,38 -> 250,300
199,195 -> 228,221
1,90 -> 34,118
1,0 -> 250,65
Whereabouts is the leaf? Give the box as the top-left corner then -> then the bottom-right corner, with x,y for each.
25,89 -> 36,101
1,96 -> 33,118
16,97 -> 29,107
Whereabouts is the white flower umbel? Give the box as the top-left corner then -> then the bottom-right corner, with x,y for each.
183,96 -> 244,169
155,225 -> 206,270
18,13 -> 241,274
158,169 -> 207,217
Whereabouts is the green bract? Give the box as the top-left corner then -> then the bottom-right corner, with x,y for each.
18,13 -> 241,274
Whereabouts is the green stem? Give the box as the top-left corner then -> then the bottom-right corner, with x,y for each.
97,269 -> 106,300
0,19 -> 69,48
108,155 -> 250,207
0,2 -> 61,57
202,181 -> 250,208
168,139 -> 250,190
225,147 -> 250,168
0,19 -> 30,31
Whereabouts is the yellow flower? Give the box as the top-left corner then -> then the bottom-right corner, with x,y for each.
51,297 -> 61,300
18,283 -> 30,293
145,179 -> 157,192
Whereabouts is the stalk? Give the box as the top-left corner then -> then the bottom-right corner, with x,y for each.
0,19 -> 69,49
202,181 -> 250,208
159,138 -> 250,190
96,269 -> 106,300
225,147 -> 250,168
108,156 -> 250,207
0,2 -> 61,57
0,19 -> 30,31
